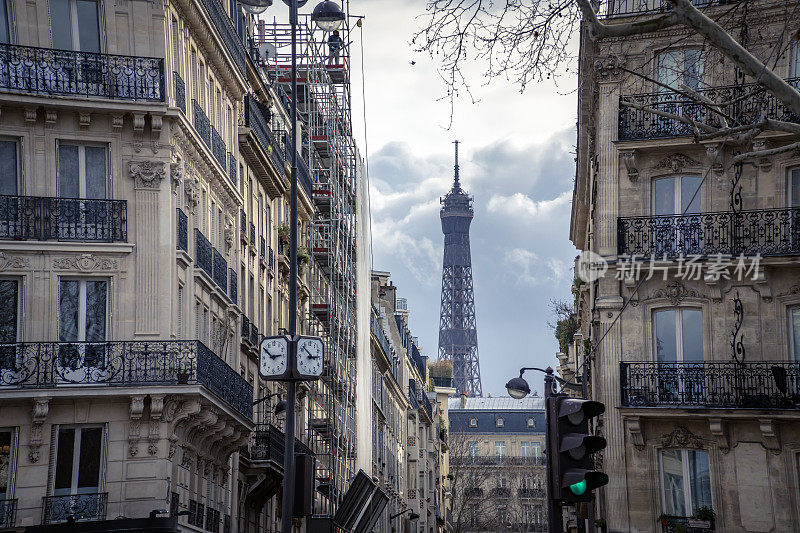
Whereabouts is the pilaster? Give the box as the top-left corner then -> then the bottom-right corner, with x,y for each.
596,80 -> 621,257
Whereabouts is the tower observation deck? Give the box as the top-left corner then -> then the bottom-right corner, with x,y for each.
437,141 -> 482,397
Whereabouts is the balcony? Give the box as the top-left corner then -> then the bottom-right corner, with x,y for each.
451,455 -> 546,466
195,229 -> 213,277
617,207 -> 800,259
192,99 -> 211,147
620,361 -> 800,409
598,0 -> 723,19
0,195 -> 127,242
0,499 -> 16,528
0,340 -> 253,419
431,376 -> 454,388
371,308 -> 392,359
661,516 -> 714,533
42,493 -> 107,524
176,208 -> 188,252
0,44 -> 163,102
229,267 -> 237,304
173,71 -> 186,113
246,423 -> 313,463
491,487 -> 511,497
619,79 -> 800,141
212,248 -> 228,293
244,95 -> 287,179
228,152 -> 237,186
212,125 -> 227,169
198,0 -> 247,75
518,488 -> 546,499
419,390 -> 433,421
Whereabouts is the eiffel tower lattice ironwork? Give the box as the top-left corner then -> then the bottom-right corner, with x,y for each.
437,140 -> 482,397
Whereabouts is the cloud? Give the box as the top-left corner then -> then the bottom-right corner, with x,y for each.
487,190 -> 572,219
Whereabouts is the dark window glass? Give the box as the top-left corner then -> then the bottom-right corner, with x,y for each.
0,280 -> 17,342
50,0 -> 73,50
77,427 -> 101,489
0,429 -> 11,497
0,140 -> 17,195
54,428 -> 76,492
0,0 -> 10,44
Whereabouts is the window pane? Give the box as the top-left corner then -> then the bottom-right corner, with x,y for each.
59,281 -> 80,342
77,427 -> 102,490
0,0 -> 10,44
688,450 -> 712,513
654,310 -> 677,362
83,146 -> 106,199
790,308 -> 800,362
54,428 -> 76,492
84,281 -> 106,342
661,449 -> 686,516
50,0 -> 73,50
683,49 -> 705,90
58,145 -> 79,198
791,168 -> 800,208
681,177 -> 702,214
656,51 -> 681,90
76,0 -> 100,53
0,280 -> 17,342
0,140 -> 17,195
653,178 -> 676,216
793,43 -> 800,80
681,309 -> 703,362
0,429 -> 11,497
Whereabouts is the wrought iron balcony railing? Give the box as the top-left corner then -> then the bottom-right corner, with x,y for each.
250,322 -> 259,347
198,0 -> 246,75
451,455 -> 546,466
192,99 -> 211,147
195,229 -> 213,277
173,71 -> 186,113
598,0 -> 722,18
518,488 -> 546,498
419,390 -> 433,420
176,208 -> 188,252
241,315 -> 251,341
212,125 -> 227,168
228,152 -> 237,186
661,516 -> 715,533
250,222 -> 255,244
247,423 -> 313,463
212,247 -> 228,293
0,499 -> 16,528
617,207 -> 800,259
0,340 -> 253,418
408,383 -> 420,411
0,44 -> 163,101
621,361 -> 800,409
228,267 -> 237,304
0,195 -> 127,242
371,308 -> 392,359
619,78 -> 800,141
240,209 -> 247,237
244,95 -> 286,173
260,236 -> 266,259
42,493 -> 107,524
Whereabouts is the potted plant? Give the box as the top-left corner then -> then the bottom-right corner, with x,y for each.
658,513 -> 670,527
174,363 -> 191,384
278,223 -> 290,255
689,506 -> 715,529
297,245 -> 311,273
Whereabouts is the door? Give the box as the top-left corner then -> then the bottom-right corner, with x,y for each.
57,144 -> 108,241
652,176 -> 703,257
58,279 -> 108,383
0,139 -> 20,239
654,308 -> 704,404
51,426 -> 104,522
790,168 -> 800,253
0,280 -> 18,385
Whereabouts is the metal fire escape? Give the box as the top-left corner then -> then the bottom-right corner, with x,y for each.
254,11 -> 357,518
437,141 -> 482,397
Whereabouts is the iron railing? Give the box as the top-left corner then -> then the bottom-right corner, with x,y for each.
195,229 -> 213,278
250,223 -> 255,244
408,382 -> 420,411
617,207 -> 800,259
419,390 -> 433,420
260,236 -> 266,259
173,71 -> 186,112
297,157 -> 313,199
228,267 -> 237,304
431,376 -> 454,388
621,361 -> 800,409
0,499 -> 16,528
228,152 -> 237,186
268,247 -> 274,269
0,340 -> 253,418
518,488 -> 546,498
247,423 -> 313,463
597,0 -> 722,18
192,99 -> 211,147
240,210 -> 247,238
0,44 -> 163,101
451,455 -> 546,466
661,516 -> 714,533
244,95 -> 286,172
211,125 -> 227,168
198,0 -> 247,75
619,78 -> 800,140
205,507 -> 221,533
241,315 -> 251,341
371,308 -> 392,359
250,322 -> 259,347
0,195 -> 126,242
212,248 -> 227,293
42,493 -> 107,524
176,208 -> 188,252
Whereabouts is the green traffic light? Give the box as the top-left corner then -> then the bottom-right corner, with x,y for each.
569,479 -> 587,496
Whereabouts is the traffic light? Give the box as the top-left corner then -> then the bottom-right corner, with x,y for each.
546,395 -> 608,503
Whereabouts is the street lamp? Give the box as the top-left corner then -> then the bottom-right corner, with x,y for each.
311,0 -> 345,31
506,367 -> 581,398
390,509 -> 420,521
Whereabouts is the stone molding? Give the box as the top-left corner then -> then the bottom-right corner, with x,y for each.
29,398 -> 50,463
53,254 -> 118,271
0,252 -> 30,271
652,153 -> 702,173
648,281 -> 700,306
661,425 -> 703,449
129,160 -> 166,190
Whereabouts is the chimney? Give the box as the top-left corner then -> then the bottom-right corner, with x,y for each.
460,391 -> 467,408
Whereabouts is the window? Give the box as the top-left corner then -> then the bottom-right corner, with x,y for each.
527,417 -> 535,428
654,308 -> 703,363
656,48 -> 705,92
0,139 -> 17,196
0,428 -> 15,502
177,285 -> 183,338
58,144 -> 107,199
467,441 -> 478,460
50,0 -> 100,52
790,168 -> 800,208
58,279 -> 108,372
495,417 -> 504,428
0,0 -> 10,44
790,307 -> 800,362
652,176 -> 703,256
659,449 -> 712,517
0,279 -> 19,369
171,17 -> 180,74
494,441 -> 505,459
791,41 -> 800,79
52,426 -> 104,521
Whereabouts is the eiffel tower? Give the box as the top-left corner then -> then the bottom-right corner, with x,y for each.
437,141 -> 482,397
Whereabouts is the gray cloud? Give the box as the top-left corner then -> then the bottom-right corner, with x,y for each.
369,128 -> 578,396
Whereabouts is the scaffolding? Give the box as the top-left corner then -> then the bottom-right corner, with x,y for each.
253,11 -> 358,519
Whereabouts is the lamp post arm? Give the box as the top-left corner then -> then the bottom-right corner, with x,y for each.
518,366 -> 582,392
253,392 -> 281,406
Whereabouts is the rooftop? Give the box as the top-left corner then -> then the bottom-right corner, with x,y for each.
448,396 -> 545,411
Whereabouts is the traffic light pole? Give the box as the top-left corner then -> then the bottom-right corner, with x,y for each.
544,369 -> 563,533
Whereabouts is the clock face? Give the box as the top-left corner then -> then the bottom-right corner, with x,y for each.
296,336 -> 324,378
260,336 -> 288,378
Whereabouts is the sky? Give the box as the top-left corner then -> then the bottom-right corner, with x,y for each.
265,0 -> 580,395
345,0 -> 581,397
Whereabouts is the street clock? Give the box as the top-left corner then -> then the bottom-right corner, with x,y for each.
259,335 -> 291,379
295,336 -> 324,379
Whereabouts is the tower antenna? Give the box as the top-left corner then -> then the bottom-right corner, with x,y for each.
453,140 -> 460,189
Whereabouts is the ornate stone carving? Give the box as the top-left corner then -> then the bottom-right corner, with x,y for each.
778,285 -> 800,298
45,109 -> 57,125
171,162 -> 183,192
79,112 -> 91,128
53,254 -> 118,271
620,150 -> 639,181
112,115 -> 124,130
129,395 -> 145,456
709,418 -> 729,453
24,107 -> 36,123
706,144 -> 724,176
29,398 -> 50,462
149,394 -> 165,456
129,160 -> 166,190
759,419 -> 780,453
593,54 -> 625,81
626,417 -> 645,451
183,175 -> 201,212
649,281 -> 700,306
151,115 -> 163,138
224,215 -> 235,250
133,113 -> 145,133
0,253 -> 30,271
652,153 -> 702,173
661,426 -> 703,449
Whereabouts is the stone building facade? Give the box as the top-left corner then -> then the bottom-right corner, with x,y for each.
448,396 -> 547,532
0,0 -> 362,530
569,1 -> 800,531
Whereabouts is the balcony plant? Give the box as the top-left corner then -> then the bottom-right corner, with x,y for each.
658,513 -> 670,527
173,362 -> 192,384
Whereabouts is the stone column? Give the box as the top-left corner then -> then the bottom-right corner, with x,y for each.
129,160 -> 166,335
596,76 -> 621,257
